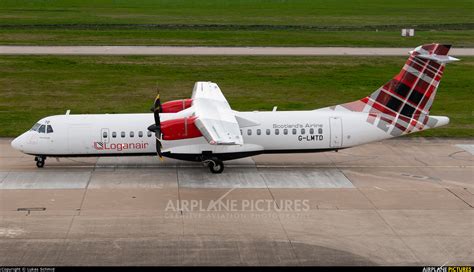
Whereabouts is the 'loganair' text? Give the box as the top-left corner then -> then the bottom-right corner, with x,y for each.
93,142 -> 149,151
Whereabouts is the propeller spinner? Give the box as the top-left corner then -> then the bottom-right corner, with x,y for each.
147,92 -> 163,160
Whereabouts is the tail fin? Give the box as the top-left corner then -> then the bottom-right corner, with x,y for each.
333,43 -> 458,136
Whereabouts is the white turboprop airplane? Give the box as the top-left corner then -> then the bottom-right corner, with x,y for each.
11,44 -> 458,173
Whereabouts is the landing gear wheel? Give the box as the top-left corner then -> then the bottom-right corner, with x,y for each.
35,156 -> 46,168
208,159 -> 224,174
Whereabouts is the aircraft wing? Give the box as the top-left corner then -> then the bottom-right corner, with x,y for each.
191,82 -> 244,145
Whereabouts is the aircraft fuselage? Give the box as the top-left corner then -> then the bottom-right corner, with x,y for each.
11,110 -> 404,161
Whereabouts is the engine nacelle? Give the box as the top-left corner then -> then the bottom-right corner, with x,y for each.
161,116 -> 202,140
161,99 -> 193,113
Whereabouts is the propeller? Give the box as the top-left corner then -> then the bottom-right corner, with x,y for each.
147,89 -> 163,161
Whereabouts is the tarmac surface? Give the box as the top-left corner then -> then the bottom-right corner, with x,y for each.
0,137 -> 472,266
0,46 -> 473,56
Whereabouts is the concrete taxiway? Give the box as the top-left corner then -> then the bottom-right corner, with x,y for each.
0,46 -> 473,56
0,137 -> 472,266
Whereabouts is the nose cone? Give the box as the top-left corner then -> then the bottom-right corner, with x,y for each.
11,135 -> 24,151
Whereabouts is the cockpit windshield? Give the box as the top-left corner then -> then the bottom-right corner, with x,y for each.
30,123 -> 53,133
30,123 -> 41,131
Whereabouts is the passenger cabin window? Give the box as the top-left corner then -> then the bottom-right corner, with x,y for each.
275,129 -> 279,135
138,131 -> 143,137
283,129 -> 288,135
266,129 -> 270,135
292,128 -> 297,135
47,125 -> 53,133
121,131 -> 125,138
130,131 -> 134,138
301,128 -> 305,135
102,131 -> 108,138
38,125 -> 46,133
257,129 -> 261,135
318,128 -> 323,134
112,132 -> 117,138
147,131 -> 152,137
310,128 -> 314,134
247,129 -> 252,136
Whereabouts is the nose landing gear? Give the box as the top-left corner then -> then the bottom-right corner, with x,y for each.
35,156 -> 46,168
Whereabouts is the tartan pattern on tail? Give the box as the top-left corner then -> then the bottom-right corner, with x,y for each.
339,44 -> 451,136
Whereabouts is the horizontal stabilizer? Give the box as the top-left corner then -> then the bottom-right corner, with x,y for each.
428,116 -> 450,128
417,54 -> 459,64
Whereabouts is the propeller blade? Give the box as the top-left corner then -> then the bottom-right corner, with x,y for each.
147,124 -> 156,132
150,94 -> 160,112
150,87 -> 164,161
154,93 -> 162,112
156,138 -> 164,161
153,95 -> 161,120
152,92 -> 162,133
154,110 -> 160,128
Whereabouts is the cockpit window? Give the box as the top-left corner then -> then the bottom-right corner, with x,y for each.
38,125 -> 46,133
47,125 -> 53,133
30,123 -> 41,131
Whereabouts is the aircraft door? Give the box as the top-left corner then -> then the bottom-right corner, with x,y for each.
329,117 -> 343,148
100,128 -> 110,144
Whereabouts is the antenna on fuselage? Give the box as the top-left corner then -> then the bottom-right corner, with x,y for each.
65,110 -> 70,115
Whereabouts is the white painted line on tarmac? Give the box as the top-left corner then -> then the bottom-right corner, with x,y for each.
455,144 -> 474,155
0,171 -> 91,189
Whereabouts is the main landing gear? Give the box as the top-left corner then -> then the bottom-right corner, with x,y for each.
204,158 -> 224,174
35,155 -> 46,168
